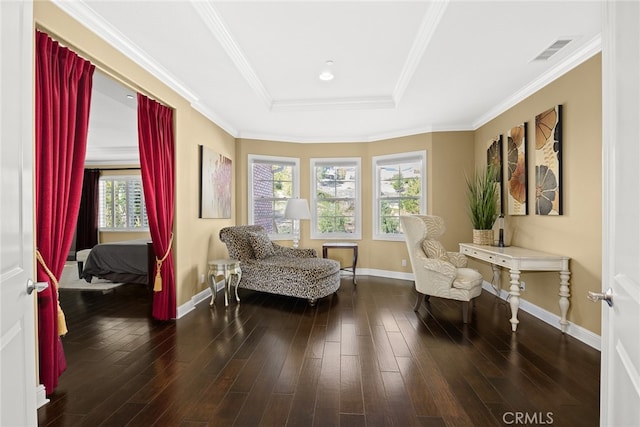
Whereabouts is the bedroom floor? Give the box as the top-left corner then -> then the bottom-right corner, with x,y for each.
39,276 -> 600,426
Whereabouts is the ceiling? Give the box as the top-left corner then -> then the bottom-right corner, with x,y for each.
67,1 -> 602,164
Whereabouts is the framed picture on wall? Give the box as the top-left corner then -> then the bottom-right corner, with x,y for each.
507,123 -> 528,215
199,145 -> 232,219
486,134 -> 503,214
535,105 -> 563,215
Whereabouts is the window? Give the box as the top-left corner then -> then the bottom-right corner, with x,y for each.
99,175 -> 149,231
310,158 -> 361,239
248,154 -> 300,239
372,151 -> 426,240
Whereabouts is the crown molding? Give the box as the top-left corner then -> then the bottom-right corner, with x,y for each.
392,0 -> 449,106
192,1 -> 447,114
271,96 -> 395,112
191,100 -> 239,137
191,1 -> 273,110
237,121 -> 473,144
472,34 -> 602,129
54,0 -> 601,146
52,0 -> 200,104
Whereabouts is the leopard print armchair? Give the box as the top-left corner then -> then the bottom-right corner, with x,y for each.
219,225 -> 341,306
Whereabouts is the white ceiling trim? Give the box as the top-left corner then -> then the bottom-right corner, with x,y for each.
191,1 -> 273,110
237,119 -> 466,144
237,120 -> 476,144
472,34 -> 602,129
53,1 -> 602,145
191,100 -> 239,137
392,0 -> 449,106
271,96 -> 396,112
193,1 -> 448,114
52,0 -> 200,104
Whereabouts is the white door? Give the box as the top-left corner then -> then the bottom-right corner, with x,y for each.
0,1 -> 38,426
599,1 -> 640,425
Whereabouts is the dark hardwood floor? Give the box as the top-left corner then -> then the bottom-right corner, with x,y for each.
39,275 -> 600,426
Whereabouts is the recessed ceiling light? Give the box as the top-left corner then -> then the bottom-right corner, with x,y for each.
319,71 -> 334,81
126,94 -> 134,99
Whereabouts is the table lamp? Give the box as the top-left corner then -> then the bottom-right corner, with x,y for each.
284,198 -> 311,248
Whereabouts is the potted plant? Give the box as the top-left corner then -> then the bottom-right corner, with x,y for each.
465,164 -> 499,245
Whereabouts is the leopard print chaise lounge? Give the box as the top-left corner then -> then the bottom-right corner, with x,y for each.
219,225 -> 341,306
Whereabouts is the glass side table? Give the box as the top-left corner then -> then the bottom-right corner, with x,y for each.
207,259 -> 242,307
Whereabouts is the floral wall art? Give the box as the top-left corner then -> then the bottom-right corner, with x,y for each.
507,123 -> 528,215
486,134 -> 504,214
199,145 -> 232,219
535,105 -> 563,215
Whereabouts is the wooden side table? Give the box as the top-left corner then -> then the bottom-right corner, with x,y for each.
322,242 -> 358,284
207,259 -> 242,307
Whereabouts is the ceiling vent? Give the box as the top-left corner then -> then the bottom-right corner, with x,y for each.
533,38 -> 573,61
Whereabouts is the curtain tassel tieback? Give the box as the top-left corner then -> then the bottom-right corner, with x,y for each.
154,233 -> 174,292
35,250 -> 68,336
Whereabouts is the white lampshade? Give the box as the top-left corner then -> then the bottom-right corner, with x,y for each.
284,198 -> 311,220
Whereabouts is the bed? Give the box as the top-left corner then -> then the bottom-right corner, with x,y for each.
80,239 -> 154,286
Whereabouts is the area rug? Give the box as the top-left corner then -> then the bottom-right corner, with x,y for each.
58,262 -> 124,291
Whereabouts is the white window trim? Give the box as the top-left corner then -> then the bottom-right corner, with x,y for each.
247,154 -> 300,240
310,157 -> 362,240
98,175 -> 149,232
372,150 -> 427,241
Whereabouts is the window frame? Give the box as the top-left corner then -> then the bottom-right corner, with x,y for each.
372,150 -> 427,241
247,154 -> 300,240
98,174 -> 149,232
310,157 -> 362,240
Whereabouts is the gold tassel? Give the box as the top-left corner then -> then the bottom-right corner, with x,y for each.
36,250 -> 68,336
153,233 -> 173,293
57,305 -> 68,336
154,260 -> 163,292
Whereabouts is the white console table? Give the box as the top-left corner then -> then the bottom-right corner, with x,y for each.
459,243 -> 571,333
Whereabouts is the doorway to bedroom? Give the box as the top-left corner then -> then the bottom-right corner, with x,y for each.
60,69 -> 153,296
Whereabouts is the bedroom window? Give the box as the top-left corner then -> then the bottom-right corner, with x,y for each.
248,154 -> 299,240
310,157 -> 361,240
98,176 -> 149,231
372,151 -> 426,240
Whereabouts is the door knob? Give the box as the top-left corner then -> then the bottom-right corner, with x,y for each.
26,279 -> 48,295
587,287 -> 613,307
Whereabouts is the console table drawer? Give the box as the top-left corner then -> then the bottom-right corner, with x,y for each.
496,255 -> 511,266
461,246 -> 496,263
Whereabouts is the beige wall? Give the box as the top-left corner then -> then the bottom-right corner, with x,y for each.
35,1 -> 235,306
473,55 -> 602,334
237,132 -> 476,273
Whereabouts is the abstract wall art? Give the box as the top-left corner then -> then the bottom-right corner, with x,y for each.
507,123 -> 528,215
486,134 -> 504,214
199,145 -> 232,219
535,105 -> 563,215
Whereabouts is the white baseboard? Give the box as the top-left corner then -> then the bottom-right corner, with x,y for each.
356,267 -> 414,282
175,280 -> 222,319
36,384 -> 49,408
481,281 -> 601,350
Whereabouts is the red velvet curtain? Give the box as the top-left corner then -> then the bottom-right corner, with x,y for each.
137,94 -> 176,320
35,30 -> 95,394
